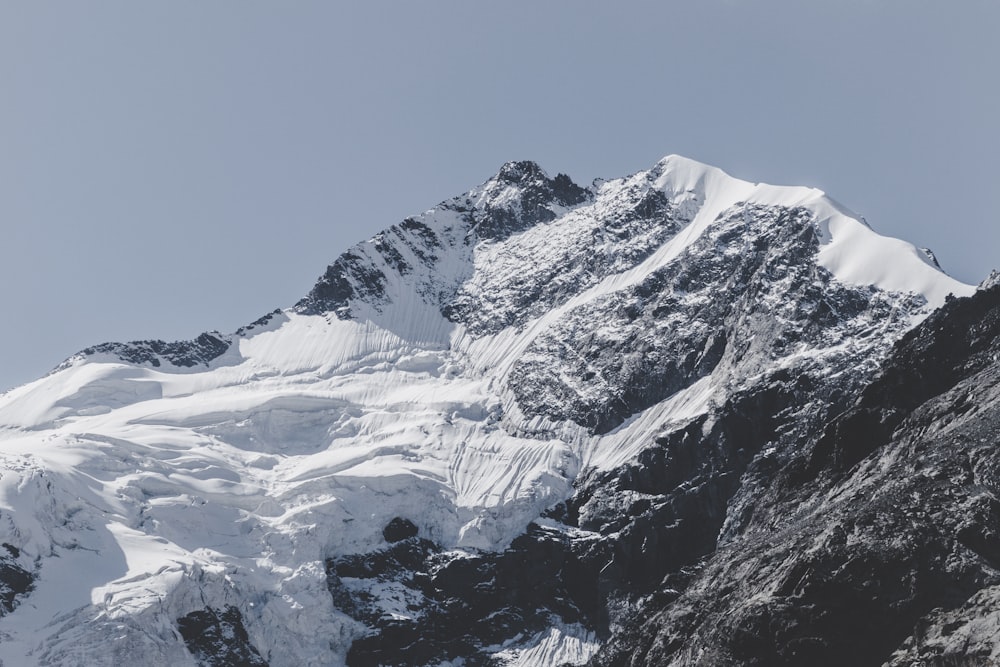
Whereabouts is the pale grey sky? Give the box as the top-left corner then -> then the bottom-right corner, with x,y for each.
2,1 -> 998,390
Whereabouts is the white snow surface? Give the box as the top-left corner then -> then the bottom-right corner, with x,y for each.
491,623 -> 601,666
0,155 -> 974,666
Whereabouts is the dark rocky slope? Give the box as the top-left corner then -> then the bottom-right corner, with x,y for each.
588,285 -> 1000,666
332,524 -> 603,667
0,542 -> 32,616
177,606 -> 269,667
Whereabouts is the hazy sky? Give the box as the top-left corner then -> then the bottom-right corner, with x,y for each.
2,1 -> 998,391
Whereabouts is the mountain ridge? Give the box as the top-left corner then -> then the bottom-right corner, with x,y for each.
52,155 -> 970,378
0,155 -> 983,666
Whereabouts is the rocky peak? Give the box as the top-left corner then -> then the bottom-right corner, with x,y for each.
494,159 -> 548,185
980,268 -> 1000,290
467,161 -> 591,241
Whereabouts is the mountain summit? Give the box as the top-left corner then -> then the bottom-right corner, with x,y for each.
0,156 -> 982,666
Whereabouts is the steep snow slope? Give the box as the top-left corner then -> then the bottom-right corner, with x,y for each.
0,156 -> 973,666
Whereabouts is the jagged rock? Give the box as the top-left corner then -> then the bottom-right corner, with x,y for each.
177,606 -> 268,667
332,525 -> 603,667
78,331 -> 230,368
0,543 -> 32,615
381,517 -> 419,543
980,268 -> 1000,290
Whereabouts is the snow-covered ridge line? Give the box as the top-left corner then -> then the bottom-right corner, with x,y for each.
649,155 -> 972,306
55,154 -> 971,379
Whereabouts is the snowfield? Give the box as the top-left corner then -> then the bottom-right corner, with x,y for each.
0,156 -> 974,666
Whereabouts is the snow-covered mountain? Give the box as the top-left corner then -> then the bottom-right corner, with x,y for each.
0,156 -> 977,666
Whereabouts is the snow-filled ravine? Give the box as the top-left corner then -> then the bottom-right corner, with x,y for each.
0,155 -> 974,666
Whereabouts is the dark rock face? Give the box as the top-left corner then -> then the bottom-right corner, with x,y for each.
508,204 -> 919,433
329,526 -> 604,667
382,517 -> 418,543
469,160 -> 590,241
444,175 -> 686,336
805,285 -> 1000,478
294,209 -> 456,318
556,374 -> 827,600
0,542 -> 32,615
298,161 -> 592,320
296,250 -> 390,318
585,285 -> 1000,666
332,537 -> 438,585
234,309 -> 282,336
177,606 -> 268,667
80,331 -> 230,368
